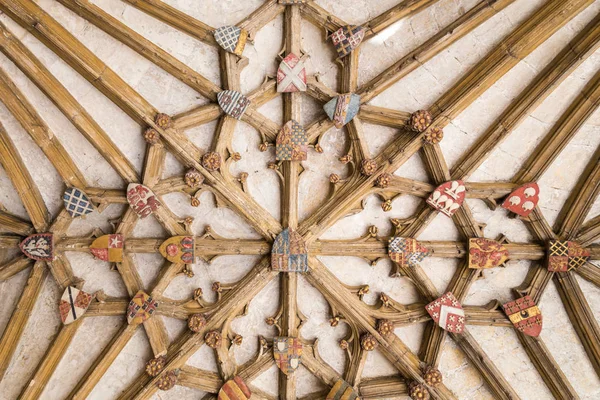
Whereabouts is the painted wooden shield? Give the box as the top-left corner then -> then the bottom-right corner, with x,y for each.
277,53 -> 307,92
274,337 -> 302,375
502,295 -> 542,337
214,26 -> 247,56
547,240 -> 590,272
502,183 -> 539,217
127,183 -> 160,218
425,292 -> 465,334
468,238 -> 509,269
59,286 -> 92,325
217,90 -> 251,120
276,120 -> 307,161
426,180 -> 466,217
330,25 -> 365,59
388,237 -> 430,268
324,94 -> 360,129
326,379 -> 358,400
271,229 -> 308,272
90,234 -> 124,262
20,233 -> 54,261
127,291 -> 159,325
218,376 -> 251,400
159,236 -> 195,264
278,0 -> 307,3
63,187 -> 95,218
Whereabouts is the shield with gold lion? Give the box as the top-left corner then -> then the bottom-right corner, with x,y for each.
159,236 -> 195,264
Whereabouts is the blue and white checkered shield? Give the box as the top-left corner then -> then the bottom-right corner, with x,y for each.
63,187 -> 95,218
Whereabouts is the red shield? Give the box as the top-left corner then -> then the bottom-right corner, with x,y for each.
503,296 -> 542,337
425,292 -> 465,334
502,183 -> 539,217
127,184 -> 160,218
218,376 -> 251,400
547,240 -> 589,272
468,238 -> 509,269
20,233 -> 54,261
426,180 -> 466,217
277,53 -> 306,93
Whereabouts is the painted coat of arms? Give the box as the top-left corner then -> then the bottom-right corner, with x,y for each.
276,120 -> 308,161
277,53 -> 307,92
278,0 -> 307,3
330,25 -> 365,59
547,240 -> 589,272
502,295 -> 542,337
426,180 -> 466,217
59,286 -> 92,325
63,187 -> 95,218
324,94 -> 360,129
217,90 -> 251,120
20,233 -> 54,261
90,234 -> 124,263
274,337 -> 302,375
425,292 -> 465,334
326,379 -> 358,400
214,26 -> 247,56
468,238 -> 509,269
159,236 -> 195,264
218,376 -> 252,400
127,183 -> 160,218
388,237 -> 430,268
127,291 -> 159,325
501,183 -> 539,217
271,228 -> 308,272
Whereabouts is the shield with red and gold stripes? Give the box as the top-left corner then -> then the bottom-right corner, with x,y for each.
326,379 -> 358,400
218,376 -> 252,400
503,295 -> 542,337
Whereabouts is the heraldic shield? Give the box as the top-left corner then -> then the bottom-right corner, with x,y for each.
425,292 -> 465,334
59,286 -> 92,325
63,187 -> 95,218
326,379 -> 359,400
127,183 -> 160,218
218,376 -> 252,400
274,337 -> 302,375
271,228 -> 308,272
502,182 -> 539,217
214,26 -> 247,56
127,291 -> 159,325
330,25 -> 365,59
276,120 -> 308,161
324,94 -> 360,129
159,236 -> 195,264
388,237 -> 430,268
90,234 -> 124,262
547,240 -> 590,272
426,180 -> 466,217
20,233 -> 54,261
217,90 -> 251,120
503,295 -> 542,337
468,238 -> 509,269
277,53 -> 307,92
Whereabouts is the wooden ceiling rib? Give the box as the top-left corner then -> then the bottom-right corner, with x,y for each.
0,0 -> 598,399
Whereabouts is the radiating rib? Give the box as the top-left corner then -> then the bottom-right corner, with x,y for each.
0,210 -> 32,236
365,0 -> 440,36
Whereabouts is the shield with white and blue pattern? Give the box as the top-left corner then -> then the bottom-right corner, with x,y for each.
63,187 -> 95,218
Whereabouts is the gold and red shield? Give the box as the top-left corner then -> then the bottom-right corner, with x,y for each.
90,234 -> 124,262
388,237 -> 430,268
502,295 -> 542,337
159,236 -> 195,264
218,376 -> 251,400
468,238 -> 509,269
326,379 -> 358,400
547,240 -> 589,272
274,337 -> 302,375
127,291 -> 159,325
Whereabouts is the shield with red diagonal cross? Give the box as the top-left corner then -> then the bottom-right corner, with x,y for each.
59,286 -> 92,325
547,240 -> 589,272
425,292 -> 465,334
218,376 -> 252,400
90,234 -> 124,263
274,337 -> 302,375
502,295 -> 542,337
277,53 -> 307,93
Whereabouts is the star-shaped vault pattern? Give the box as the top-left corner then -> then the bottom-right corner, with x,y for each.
0,0 -> 600,399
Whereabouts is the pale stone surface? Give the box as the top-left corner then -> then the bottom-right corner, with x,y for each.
0,0 -> 599,399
